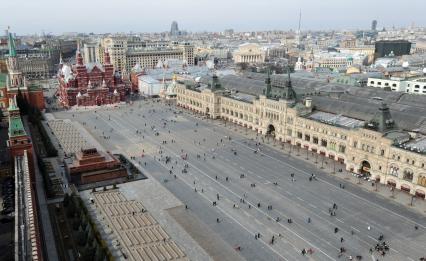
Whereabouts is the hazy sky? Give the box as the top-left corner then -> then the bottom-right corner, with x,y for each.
2,0 -> 426,35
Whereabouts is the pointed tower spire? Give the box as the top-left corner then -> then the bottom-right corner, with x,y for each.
265,68 -> 272,98
7,28 -> 17,57
284,66 -> 296,100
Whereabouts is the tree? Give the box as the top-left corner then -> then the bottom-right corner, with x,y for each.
77,225 -> 88,246
66,200 -> 76,218
94,244 -> 105,261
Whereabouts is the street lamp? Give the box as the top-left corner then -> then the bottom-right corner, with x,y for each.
306,149 -> 309,160
332,160 -> 336,174
390,186 -> 395,198
410,195 -> 416,206
315,153 -> 318,164
321,156 -> 324,169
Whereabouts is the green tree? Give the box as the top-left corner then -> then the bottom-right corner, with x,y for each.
77,225 -> 88,246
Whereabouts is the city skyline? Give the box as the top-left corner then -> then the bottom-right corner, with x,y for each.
2,0 -> 426,35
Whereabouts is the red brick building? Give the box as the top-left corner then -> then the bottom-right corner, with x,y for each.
57,49 -> 129,107
66,148 -> 127,184
0,31 -> 44,116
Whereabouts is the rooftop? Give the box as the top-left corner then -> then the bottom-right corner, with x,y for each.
395,136 -> 426,154
9,117 -> 26,137
308,111 -> 365,129
205,72 -> 426,135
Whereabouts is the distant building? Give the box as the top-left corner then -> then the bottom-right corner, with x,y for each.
57,48 -> 128,107
368,76 -> 426,95
371,20 -> 378,31
100,36 -> 194,74
374,40 -> 411,60
233,43 -> 265,64
170,21 -> 179,36
83,42 -> 98,64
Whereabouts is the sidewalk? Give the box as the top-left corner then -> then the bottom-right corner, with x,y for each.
206,117 -> 426,216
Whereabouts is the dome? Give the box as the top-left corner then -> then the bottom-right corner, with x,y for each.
402,61 -> 409,68
422,68 -> 426,74
77,92 -> 82,98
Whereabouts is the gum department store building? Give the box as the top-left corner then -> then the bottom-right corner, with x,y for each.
176,72 -> 426,199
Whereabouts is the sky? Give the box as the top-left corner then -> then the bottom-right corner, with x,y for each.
2,0 -> 426,35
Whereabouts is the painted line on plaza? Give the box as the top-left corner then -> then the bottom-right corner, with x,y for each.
308,203 -> 318,209
350,226 -> 360,233
336,218 -> 344,224
233,139 -> 426,230
296,197 -> 305,202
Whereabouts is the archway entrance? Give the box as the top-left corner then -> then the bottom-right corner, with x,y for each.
266,124 -> 275,137
359,160 -> 371,177
205,107 -> 210,116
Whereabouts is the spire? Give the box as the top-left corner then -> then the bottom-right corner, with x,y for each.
59,52 -> 64,65
265,68 -> 272,98
372,102 -> 396,132
8,96 -> 18,111
7,28 -> 17,57
284,66 -> 296,100
286,66 -> 292,88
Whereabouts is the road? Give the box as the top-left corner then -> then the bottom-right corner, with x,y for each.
53,100 -> 426,261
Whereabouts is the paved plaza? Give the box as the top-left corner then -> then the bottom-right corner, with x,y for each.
53,100 -> 426,261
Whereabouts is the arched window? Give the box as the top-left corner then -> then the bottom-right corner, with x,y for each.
418,175 -> 426,187
389,165 -> 399,177
403,169 -> 414,182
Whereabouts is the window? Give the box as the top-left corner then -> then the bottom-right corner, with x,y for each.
389,166 -> 399,177
338,145 -> 346,153
305,134 -> 310,142
353,141 -> 358,148
380,149 -> 385,156
321,139 -> 327,147
403,169 -> 414,182
297,131 -> 303,139
313,137 -> 319,144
